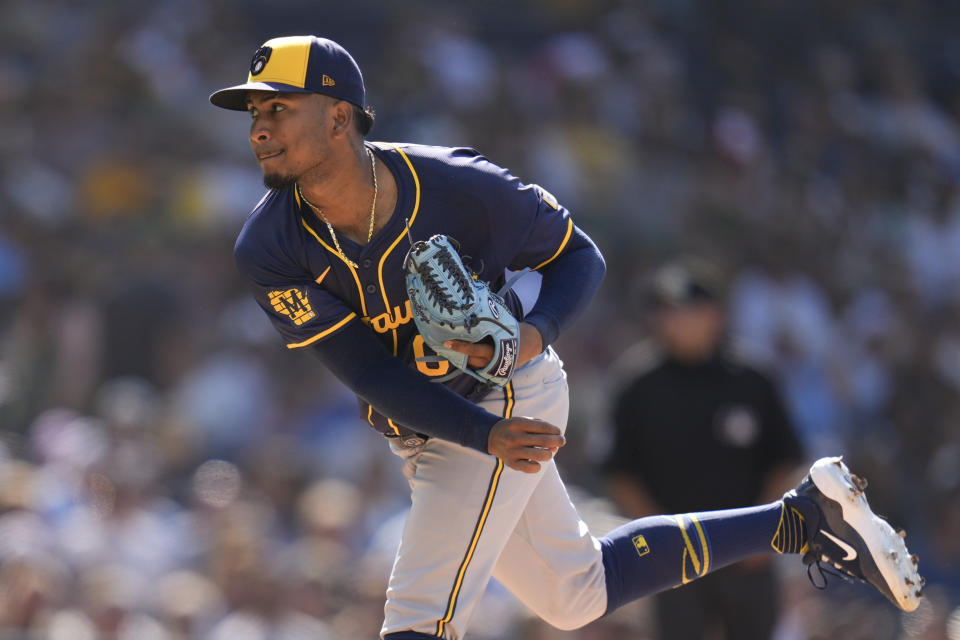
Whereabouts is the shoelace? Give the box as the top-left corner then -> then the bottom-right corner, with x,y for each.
806,559 -> 855,590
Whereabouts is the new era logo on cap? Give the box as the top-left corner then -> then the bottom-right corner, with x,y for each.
322,74 -> 335,86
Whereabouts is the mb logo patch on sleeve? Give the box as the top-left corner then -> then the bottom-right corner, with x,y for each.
268,288 -> 315,325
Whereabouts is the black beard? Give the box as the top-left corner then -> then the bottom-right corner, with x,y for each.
263,172 -> 296,190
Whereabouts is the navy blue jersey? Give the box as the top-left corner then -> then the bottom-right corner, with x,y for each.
235,142 -> 577,440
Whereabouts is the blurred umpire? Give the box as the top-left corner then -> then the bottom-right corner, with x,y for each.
605,259 -> 804,640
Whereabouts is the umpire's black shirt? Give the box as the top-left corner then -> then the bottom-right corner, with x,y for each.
606,346 -> 803,514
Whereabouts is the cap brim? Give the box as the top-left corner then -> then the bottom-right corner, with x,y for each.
209,82 -> 313,110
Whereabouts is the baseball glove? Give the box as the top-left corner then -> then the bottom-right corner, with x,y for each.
404,234 -> 524,387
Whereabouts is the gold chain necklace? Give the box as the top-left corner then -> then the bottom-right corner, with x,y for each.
298,147 -> 377,269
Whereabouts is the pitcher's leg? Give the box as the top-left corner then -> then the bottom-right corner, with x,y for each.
382,350 -> 570,638
492,460 -> 607,631
491,463 -> 793,632
600,501 -> 791,612
381,438 -> 531,638
492,491 -> 788,630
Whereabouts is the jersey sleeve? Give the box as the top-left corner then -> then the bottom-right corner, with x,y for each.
234,228 -> 357,349
450,151 -> 605,345
441,149 -> 574,271
505,183 -> 575,272
308,320 -> 502,452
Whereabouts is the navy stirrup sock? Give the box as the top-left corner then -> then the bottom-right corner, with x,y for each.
601,500 -> 809,613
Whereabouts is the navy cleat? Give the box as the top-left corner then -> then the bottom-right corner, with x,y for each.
784,456 -> 924,612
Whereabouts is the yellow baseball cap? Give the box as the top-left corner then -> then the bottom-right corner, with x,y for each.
210,35 -> 372,132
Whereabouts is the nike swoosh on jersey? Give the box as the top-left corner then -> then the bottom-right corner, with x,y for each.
315,265 -> 332,285
821,530 -> 858,561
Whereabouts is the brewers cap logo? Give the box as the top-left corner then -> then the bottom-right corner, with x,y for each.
250,46 -> 272,76
268,288 -> 315,325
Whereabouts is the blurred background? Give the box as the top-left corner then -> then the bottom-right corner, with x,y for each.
1,0 -> 959,638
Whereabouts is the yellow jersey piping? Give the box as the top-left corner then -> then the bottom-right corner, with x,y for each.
377,144 -> 421,355
300,218 -> 368,317
532,218 -> 573,270
286,312 -> 356,349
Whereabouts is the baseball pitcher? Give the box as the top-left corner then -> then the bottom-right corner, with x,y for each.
211,35 -> 924,639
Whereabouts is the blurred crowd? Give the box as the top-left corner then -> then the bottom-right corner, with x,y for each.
1,0 -> 960,637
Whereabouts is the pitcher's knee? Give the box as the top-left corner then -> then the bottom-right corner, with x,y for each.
538,601 -> 603,631
541,610 -> 594,631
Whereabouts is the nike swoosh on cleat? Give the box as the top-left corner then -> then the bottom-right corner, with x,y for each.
821,530 -> 858,561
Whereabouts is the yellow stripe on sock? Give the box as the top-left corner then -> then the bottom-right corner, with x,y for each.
771,502 -> 785,553
691,516 -> 710,576
674,515 -> 701,582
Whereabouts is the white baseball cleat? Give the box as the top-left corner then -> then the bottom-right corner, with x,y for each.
784,456 -> 924,612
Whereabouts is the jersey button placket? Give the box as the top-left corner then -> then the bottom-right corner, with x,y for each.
363,258 -> 376,294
